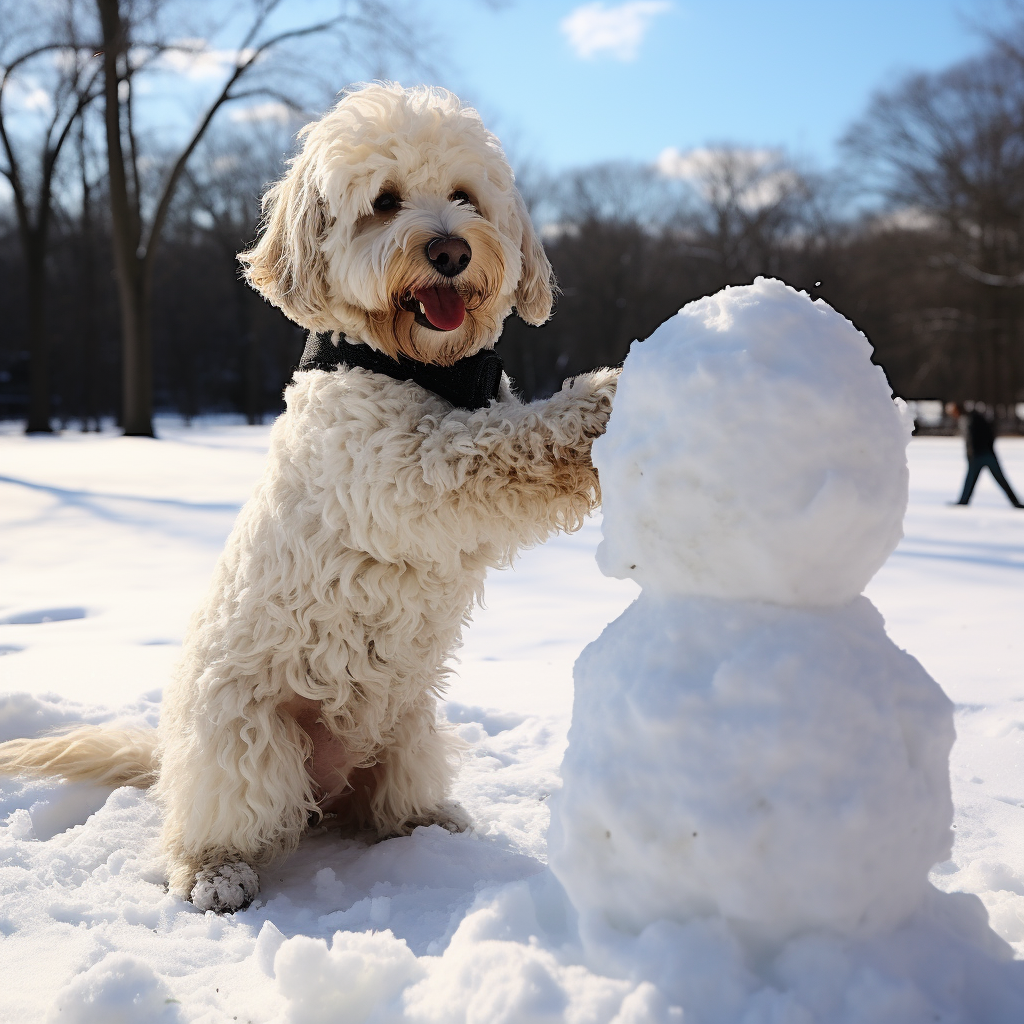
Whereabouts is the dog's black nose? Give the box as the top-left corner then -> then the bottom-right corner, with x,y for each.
426,236 -> 472,277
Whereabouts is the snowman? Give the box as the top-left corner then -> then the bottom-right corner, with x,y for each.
546,277 -> 957,951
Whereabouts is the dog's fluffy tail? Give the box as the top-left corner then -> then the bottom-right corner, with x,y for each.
0,727 -> 158,788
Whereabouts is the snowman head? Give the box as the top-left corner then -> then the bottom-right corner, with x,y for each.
594,278 -> 912,607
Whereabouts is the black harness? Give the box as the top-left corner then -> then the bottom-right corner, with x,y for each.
297,332 -> 504,412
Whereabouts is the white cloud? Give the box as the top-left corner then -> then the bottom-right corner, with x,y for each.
211,154 -> 240,173
229,101 -> 292,125
19,86 -> 51,112
873,206 -> 936,232
191,208 -> 215,230
7,77 -> 52,114
656,146 -> 778,182
153,39 -> 257,80
561,1 -> 672,61
657,146 -> 801,211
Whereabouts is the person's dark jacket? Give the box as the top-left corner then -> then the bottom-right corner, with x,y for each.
967,411 -> 996,458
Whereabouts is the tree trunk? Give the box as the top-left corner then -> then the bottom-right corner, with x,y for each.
119,272 -> 153,435
98,0 -> 154,437
24,234 -> 52,433
234,279 -> 260,425
79,128 -> 100,431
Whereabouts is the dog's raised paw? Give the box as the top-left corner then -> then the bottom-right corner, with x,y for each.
190,861 -> 260,913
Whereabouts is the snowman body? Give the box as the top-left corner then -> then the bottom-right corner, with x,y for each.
548,278 -> 955,946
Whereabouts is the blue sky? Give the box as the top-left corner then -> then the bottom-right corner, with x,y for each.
0,0 -> 999,204
406,0 -> 997,172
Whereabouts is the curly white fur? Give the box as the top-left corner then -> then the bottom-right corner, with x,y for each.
0,83 -> 617,912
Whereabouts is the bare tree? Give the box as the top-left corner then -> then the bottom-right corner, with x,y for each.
659,146 -> 819,281
95,0 -> 417,436
556,160 -> 688,230
69,108 -> 105,429
843,44 -> 1024,407
0,0 -> 100,432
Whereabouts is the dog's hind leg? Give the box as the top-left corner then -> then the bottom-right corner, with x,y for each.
356,694 -> 465,839
156,691 -> 317,912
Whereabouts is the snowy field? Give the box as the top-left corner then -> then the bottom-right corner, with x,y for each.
0,418 -> 1023,1022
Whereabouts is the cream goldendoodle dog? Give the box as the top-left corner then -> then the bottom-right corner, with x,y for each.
0,83 -> 617,912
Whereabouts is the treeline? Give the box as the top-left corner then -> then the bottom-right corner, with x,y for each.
0,172 -> 305,427
4,3 -> 1024,428
0,127 -> 308,427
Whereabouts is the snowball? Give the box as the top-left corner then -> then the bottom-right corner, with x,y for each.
274,929 -> 423,1024
593,278 -> 912,606
548,595 -> 955,944
46,954 -> 182,1024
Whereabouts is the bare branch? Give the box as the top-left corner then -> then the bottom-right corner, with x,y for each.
931,252 -> 1024,287
141,9 -> 349,264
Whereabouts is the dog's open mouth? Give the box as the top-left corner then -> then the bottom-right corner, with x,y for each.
401,286 -> 466,332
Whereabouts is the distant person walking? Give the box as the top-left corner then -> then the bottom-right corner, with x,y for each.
947,403 -> 1023,507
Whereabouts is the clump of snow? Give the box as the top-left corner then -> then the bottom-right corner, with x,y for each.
47,952 -> 183,1024
549,594 -> 955,943
593,277 -> 913,606
274,929 -> 423,1023
573,885 -> 1024,1024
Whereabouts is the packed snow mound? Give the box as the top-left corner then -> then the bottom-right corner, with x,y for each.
548,595 -> 955,944
47,953 -> 183,1024
553,282 -> 956,958
594,277 -> 913,605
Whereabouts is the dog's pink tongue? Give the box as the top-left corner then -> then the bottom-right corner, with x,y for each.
414,286 -> 465,331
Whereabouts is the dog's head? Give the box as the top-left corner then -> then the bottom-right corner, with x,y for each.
239,83 -> 554,365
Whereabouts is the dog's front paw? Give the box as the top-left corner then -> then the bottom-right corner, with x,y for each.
563,366 -> 620,436
190,861 -> 260,913
566,365 -> 619,396
425,800 -> 472,834
396,801 -> 472,837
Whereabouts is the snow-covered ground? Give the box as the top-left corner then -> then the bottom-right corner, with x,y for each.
1,418 -> 1022,1022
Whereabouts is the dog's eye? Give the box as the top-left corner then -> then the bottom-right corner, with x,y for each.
449,190 -> 473,207
373,192 -> 400,213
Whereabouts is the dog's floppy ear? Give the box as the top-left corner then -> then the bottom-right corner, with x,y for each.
512,189 -> 555,326
239,165 -> 333,330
